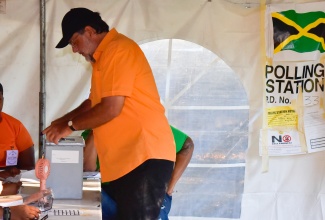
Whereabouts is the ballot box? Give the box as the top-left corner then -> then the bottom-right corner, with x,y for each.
45,136 -> 85,199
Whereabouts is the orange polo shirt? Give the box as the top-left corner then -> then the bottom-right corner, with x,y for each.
89,28 -> 176,182
0,112 -> 33,167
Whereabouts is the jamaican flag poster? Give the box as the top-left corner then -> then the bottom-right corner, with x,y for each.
260,2 -> 325,156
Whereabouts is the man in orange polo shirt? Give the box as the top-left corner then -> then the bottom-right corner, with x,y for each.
43,8 -> 176,219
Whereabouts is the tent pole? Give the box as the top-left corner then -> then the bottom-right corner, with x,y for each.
39,0 -> 46,159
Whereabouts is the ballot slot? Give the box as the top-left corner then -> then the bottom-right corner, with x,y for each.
45,136 -> 85,199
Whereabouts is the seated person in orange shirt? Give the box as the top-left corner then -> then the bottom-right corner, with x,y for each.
0,83 -> 35,195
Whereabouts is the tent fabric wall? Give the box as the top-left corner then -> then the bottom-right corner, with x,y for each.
1,0 -> 325,219
0,0 -> 40,150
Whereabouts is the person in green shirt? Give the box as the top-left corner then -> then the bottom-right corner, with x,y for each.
82,125 -> 194,220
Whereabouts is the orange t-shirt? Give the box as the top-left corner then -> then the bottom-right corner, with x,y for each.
90,28 -> 176,182
0,112 -> 33,167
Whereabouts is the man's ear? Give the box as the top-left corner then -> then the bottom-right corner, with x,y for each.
84,26 -> 96,37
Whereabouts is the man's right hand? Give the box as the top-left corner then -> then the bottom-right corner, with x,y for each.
42,120 -> 73,145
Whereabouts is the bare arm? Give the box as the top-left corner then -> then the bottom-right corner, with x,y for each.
43,96 -> 125,144
167,137 -> 194,195
17,146 -> 35,170
0,182 -> 22,196
83,130 -> 98,172
71,96 -> 125,130
41,99 -> 92,142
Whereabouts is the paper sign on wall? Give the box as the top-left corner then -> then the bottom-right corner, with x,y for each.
51,150 -> 79,163
261,2 -> 325,156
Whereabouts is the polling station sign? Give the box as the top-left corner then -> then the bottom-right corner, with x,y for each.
261,2 -> 325,156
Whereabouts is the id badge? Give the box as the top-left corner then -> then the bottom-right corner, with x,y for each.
6,150 -> 18,166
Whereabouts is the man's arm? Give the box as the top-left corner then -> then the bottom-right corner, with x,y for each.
51,99 -> 92,125
41,99 -> 92,142
167,137 -> 194,195
17,146 -> 35,170
83,130 -> 98,172
71,96 -> 125,130
0,182 -> 22,196
43,96 -> 124,144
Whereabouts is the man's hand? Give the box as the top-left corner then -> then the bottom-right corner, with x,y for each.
10,205 -> 41,220
42,120 -> 72,144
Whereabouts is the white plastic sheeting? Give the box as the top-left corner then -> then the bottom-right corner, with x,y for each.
141,39 -> 248,218
1,0 -> 325,219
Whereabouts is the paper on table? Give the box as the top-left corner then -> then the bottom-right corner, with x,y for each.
0,194 -> 23,207
83,172 -> 101,179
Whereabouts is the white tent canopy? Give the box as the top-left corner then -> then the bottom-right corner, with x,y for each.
1,0 -> 324,219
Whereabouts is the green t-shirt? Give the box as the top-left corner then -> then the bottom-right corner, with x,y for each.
170,125 -> 188,153
81,125 -> 189,176
81,129 -> 91,140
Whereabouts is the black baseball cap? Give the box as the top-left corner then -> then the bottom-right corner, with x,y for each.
56,8 -> 103,48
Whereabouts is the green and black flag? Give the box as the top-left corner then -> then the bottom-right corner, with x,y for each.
272,10 -> 325,54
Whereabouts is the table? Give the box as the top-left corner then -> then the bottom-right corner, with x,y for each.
21,170 -> 101,220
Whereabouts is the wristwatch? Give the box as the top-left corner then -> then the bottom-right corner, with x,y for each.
68,120 -> 76,131
3,207 -> 11,220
